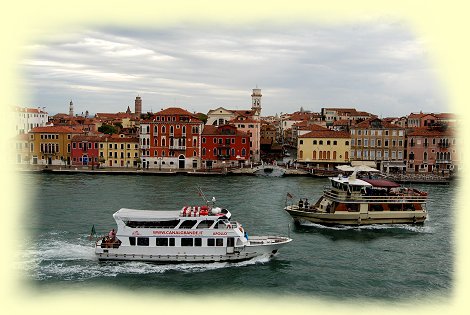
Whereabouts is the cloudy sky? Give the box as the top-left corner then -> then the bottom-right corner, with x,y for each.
21,22 -> 447,117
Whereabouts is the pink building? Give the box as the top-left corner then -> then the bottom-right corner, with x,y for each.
406,127 -> 458,173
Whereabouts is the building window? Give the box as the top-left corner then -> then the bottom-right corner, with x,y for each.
333,141 -> 337,145
299,140 -> 303,145
313,140 -> 317,145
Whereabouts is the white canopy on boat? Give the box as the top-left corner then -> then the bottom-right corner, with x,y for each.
336,165 -> 380,172
330,176 -> 372,187
113,208 -> 180,221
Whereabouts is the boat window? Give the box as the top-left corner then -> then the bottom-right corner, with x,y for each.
181,238 -> 194,247
169,238 -> 175,246
216,238 -> 223,247
207,238 -> 215,246
195,238 -> 202,247
129,237 -> 136,246
156,238 -> 169,246
179,220 -> 197,229
137,237 -> 149,246
196,220 -> 214,229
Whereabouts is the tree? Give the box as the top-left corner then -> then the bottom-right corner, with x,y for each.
196,113 -> 208,124
98,124 -> 117,134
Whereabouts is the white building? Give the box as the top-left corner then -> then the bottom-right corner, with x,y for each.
14,106 -> 49,135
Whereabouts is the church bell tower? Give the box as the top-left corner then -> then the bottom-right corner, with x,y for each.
251,87 -> 262,113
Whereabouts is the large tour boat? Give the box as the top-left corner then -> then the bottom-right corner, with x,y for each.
95,199 -> 292,263
284,166 -> 428,226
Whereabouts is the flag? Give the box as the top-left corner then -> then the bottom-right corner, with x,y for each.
88,224 -> 96,240
286,192 -> 293,199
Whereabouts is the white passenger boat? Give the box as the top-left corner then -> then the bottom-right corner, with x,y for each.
95,202 -> 292,263
284,166 -> 428,226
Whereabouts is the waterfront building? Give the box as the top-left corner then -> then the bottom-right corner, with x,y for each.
14,134 -> 30,164
29,126 -> 83,165
321,108 -> 375,128
350,118 -> 406,173
200,124 -> 251,169
139,107 -> 203,170
297,129 -> 351,169
71,135 -> 103,167
14,106 -> 49,135
206,88 -> 262,162
406,127 -> 458,173
99,134 -> 140,168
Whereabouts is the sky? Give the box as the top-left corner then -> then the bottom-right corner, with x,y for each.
20,22 -> 447,117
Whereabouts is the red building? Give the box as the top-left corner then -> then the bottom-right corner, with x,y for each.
70,135 -> 102,167
201,124 -> 250,169
140,107 -> 203,169
406,127 -> 458,173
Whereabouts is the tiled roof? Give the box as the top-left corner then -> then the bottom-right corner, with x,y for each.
202,125 -> 249,137
71,135 -> 104,142
103,135 -> 139,143
30,126 -> 82,133
407,127 -> 454,137
353,118 -> 403,129
230,117 -> 259,124
14,106 -> 48,114
300,130 -> 350,139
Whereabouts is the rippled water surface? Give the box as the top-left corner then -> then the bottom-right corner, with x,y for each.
18,173 -> 457,300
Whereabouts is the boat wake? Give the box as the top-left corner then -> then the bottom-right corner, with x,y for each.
18,233 -> 272,281
297,220 -> 432,233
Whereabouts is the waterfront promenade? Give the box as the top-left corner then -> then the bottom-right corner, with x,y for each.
16,164 -> 454,183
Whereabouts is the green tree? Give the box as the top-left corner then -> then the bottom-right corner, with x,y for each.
98,124 -> 117,134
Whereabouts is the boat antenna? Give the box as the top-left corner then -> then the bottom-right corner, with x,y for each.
196,186 -> 209,205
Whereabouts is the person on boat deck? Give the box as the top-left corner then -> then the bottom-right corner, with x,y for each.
298,199 -> 304,208
109,229 -> 116,241
304,199 -> 309,209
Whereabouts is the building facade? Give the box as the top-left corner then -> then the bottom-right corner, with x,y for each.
140,107 -> 203,169
71,135 -> 102,167
406,127 -> 458,173
297,130 -> 351,168
14,106 -> 49,135
201,125 -> 251,169
350,118 -> 406,173
99,134 -> 140,168
29,126 -> 82,165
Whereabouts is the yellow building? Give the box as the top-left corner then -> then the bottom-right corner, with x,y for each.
99,134 -> 140,167
297,130 -> 351,168
29,126 -> 83,165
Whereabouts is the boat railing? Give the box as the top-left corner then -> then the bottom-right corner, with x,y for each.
323,189 -> 427,203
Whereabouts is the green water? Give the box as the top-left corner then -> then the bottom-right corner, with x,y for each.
19,173 -> 455,301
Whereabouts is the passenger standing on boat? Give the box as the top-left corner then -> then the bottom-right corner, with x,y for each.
304,199 -> 309,209
109,229 -> 116,241
298,199 -> 304,209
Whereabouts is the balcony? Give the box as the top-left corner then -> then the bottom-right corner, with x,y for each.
217,154 -> 231,160
169,145 -> 186,150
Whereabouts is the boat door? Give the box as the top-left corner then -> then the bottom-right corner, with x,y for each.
226,237 -> 235,254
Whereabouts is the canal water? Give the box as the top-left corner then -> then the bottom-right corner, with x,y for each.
17,173 -> 456,301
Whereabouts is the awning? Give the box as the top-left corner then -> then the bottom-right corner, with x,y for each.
361,179 -> 400,188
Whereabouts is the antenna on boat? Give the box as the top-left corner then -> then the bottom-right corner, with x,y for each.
197,186 -> 211,206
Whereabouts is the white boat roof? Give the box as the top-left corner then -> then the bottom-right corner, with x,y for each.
114,208 -> 180,221
330,175 -> 372,187
336,165 -> 380,172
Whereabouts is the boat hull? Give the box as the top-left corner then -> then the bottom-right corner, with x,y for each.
285,206 -> 427,226
95,236 -> 291,263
